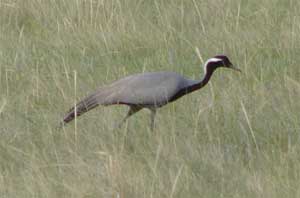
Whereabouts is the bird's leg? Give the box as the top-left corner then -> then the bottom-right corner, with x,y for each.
150,108 -> 157,131
114,105 -> 142,129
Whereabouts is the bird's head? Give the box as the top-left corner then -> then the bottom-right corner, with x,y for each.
204,55 -> 241,73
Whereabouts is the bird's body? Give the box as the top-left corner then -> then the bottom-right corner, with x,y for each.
63,55 -> 240,130
98,71 -> 198,106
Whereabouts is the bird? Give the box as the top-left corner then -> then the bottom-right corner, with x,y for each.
62,55 -> 240,130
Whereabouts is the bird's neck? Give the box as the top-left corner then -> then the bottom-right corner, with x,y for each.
168,69 -> 215,103
186,69 -> 214,93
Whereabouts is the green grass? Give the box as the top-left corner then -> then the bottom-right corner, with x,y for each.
1,0 -> 300,197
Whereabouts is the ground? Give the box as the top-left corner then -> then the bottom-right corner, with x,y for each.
1,0 -> 300,197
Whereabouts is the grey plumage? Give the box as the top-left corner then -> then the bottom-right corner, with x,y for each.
63,55 -> 240,130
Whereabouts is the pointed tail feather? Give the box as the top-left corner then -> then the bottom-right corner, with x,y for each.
63,94 -> 99,124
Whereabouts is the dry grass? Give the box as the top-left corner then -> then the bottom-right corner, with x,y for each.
1,0 -> 300,197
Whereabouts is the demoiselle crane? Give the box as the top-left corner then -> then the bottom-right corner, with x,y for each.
63,55 -> 240,130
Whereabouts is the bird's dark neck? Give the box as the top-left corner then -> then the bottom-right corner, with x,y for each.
186,69 -> 214,93
169,69 -> 215,102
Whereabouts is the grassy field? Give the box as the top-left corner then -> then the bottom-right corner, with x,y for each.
1,0 -> 300,197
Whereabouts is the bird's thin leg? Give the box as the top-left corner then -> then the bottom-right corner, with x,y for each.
114,105 -> 142,129
150,108 -> 157,131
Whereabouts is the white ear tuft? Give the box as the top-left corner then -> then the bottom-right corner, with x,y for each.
203,58 -> 222,73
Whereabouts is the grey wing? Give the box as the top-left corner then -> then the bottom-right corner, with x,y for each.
106,72 -> 191,106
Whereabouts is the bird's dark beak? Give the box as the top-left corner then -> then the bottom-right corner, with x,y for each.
229,64 -> 241,73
